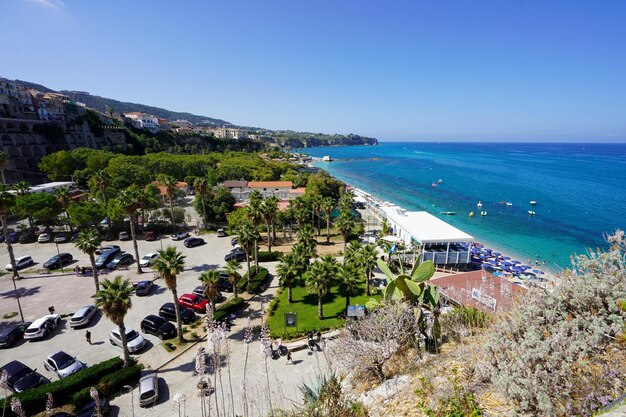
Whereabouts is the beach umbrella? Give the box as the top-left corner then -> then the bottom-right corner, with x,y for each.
484,248 -> 493,252
492,251 -> 501,256
502,256 -> 511,260
511,260 -> 521,264
521,265 -> 531,269
532,269 -> 541,274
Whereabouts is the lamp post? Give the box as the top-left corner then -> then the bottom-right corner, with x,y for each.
124,385 -> 135,417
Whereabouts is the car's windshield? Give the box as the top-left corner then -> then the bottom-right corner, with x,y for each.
55,354 -> 75,370
7,367 -> 31,384
127,330 -> 139,341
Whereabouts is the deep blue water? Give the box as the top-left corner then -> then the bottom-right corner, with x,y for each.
306,142 -> 626,269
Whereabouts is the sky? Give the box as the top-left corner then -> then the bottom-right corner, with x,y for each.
2,0 -> 626,142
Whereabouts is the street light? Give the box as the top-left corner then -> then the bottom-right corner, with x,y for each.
124,385 -> 135,417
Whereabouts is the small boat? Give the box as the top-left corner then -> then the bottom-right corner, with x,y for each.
437,179 -> 443,184
431,182 -> 437,188
322,155 -> 333,162
440,211 -> 456,215
530,200 -> 537,205
506,202 -> 513,207
499,201 -> 507,205
480,211 -> 488,216
469,211 -> 475,217
477,201 -> 483,208
528,210 -> 536,215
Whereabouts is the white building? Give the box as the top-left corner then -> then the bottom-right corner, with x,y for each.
124,112 -> 160,133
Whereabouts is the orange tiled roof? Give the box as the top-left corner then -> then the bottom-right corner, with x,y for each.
247,181 -> 293,189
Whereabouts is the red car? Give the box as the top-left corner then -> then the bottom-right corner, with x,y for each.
177,294 -> 209,313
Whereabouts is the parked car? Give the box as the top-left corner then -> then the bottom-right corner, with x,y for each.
177,293 -> 209,313
95,247 -> 121,268
94,245 -> 120,255
24,314 -> 60,340
38,233 -> 52,243
139,373 -> 160,407
43,253 -> 73,270
158,302 -> 196,324
134,280 -> 153,296
5,255 -> 34,271
44,351 -> 85,378
140,315 -> 176,340
0,321 -> 31,348
109,327 -> 145,353
144,231 -> 159,241
171,231 -> 189,241
231,237 -> 238,246
224,248 -> 246,262
183,237 -> 204,248
0,360 -> 49,393
139,252 -> 159,267
217,272 -> 234,292
54,233 -> 69,243
217,228 -> 226,237
106,253 -> 134,270
18,232 -> 36,244
69,305 -> 98,328
119,231 -> 130,241
192,286 -> 225,303
75,398 -> 110,417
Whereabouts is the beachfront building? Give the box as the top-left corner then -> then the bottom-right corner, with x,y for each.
247,181 -> 293,199
379,205 -> 474,265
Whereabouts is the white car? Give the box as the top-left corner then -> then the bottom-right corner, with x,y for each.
24,314 -> 60,340
69,305 -> 98,328
44,351 -> 85,378
139,252 -> 159,268
109,327 -> 146,353
5,256 -> 33,271
38,233 -> 52,243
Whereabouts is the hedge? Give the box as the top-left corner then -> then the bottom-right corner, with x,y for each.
71,364 -> 143,408
1,357 -> 124,416
255,251 -> 282,262
214,296 -> 245,322
237,267 -> 271,294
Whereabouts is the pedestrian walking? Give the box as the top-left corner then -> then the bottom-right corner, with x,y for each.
85,330 -> 92,345
286,349 -> 292,364
48,305 -> 55,315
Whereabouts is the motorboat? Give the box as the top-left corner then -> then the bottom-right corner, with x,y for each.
528,210 -> 536,215
431,182 -> 438,188
480,211 -> 488,216
506,202 -> 513,207
469,211 -> 475,217
477,201 -> 483,208
530,200 -> 537,205
437,179 -> 443,184
440,211 -> 455,215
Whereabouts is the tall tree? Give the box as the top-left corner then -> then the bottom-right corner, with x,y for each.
296,224 -> 317,259
157,174 -> 178,231
0,150 -> 7,184
224,259 -> 242,298
193,177 -> 209,229
335,211 -> 355,251
276,253 -> 301,303
237,223 -> 258,281
93,276 -> 134,367
320,197 -> 334,243
198,270 -> 221,312
152,247 -> 186,343
246,198 -> 263,273
338,264 -> 361,312
0,186 -> 23,321
344,241 -> 363,266
115,185 -> 144,273
310,194 -> 323,235
261,196 -> 278,252
54,186 -> 73,233
358,243 -> 379,296
305,255 -> 338,320
89,171 -> 111,209
74,228 -> 103,293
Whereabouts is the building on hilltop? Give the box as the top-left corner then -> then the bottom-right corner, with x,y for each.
123,112 -> 160,133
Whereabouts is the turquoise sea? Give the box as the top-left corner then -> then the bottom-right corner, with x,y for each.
306,142 -> 626,270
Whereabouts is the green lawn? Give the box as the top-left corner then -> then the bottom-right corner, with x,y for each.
266,281 -> 380,339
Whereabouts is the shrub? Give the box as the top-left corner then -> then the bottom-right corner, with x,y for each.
239,267 -> 271,294
71,364 -> 142,408
255,251 -> 282,262
214,296 -> 245,322
268,297 -> 280,317
1,357 -> 124,416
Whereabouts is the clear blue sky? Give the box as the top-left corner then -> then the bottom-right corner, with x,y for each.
2,0 -> 626,142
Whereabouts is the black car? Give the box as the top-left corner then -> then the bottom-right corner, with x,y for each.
224,248 -> 246,262
134,280 -> 154,296
76,398 -> 110,417
0,321 -> 31,348
192,286 -> 225,303
43,253 -> 74,270
183,237 -> 204,248
218,272 -> 234,292
0,360 -> 49,393
158,303 -> 196,324
140,315 -> 176,340
171,231 -> 189,241
95,247 -> 121,268
106,253 -> 134,270
18,233 -> 36,244
231,237 -> 238,246
94,245 -> 120,255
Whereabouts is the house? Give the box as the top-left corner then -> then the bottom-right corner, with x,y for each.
153,181 -> 190,197
123,112 -> 160,133
221,180 -> 248,202
247,181 -> 293,199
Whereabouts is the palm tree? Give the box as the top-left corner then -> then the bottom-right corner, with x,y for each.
343,241 -> 363,266
305,256 -> 337,320
89,171 -> 110,209
152,247 -> 186,343
276,253 -> 301,303
115,185 -> 144,273
0,150 -> 7,184
246,199 -> 263,272
310,194 -> 323,235
74,228 -> 103,293
237,223 -> 257,281
199,270 -> 221,312
157,174 -> 178,232
224,260 -> 242,298
320,197 -> 334,243
12,181 -> 30,197
335,211 -> 355,251
296,224 -> 317,258
338,264 -> 361,312
54,186 -> 73,233
381,218 -> 390,236
0,186 -> 24,321
338,192 -> 355,214
359,243 -> 379,296
261,196 -> 278,252
93,276 -> 134,367
193,177 -> 209,229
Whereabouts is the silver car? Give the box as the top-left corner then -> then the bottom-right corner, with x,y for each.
138,373 -> 159,407
69,305 -> 98,328
44,351 -> 85,378
109,327 -> 146,353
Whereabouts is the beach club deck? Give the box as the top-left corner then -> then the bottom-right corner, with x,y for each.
380,205 -> 474,265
